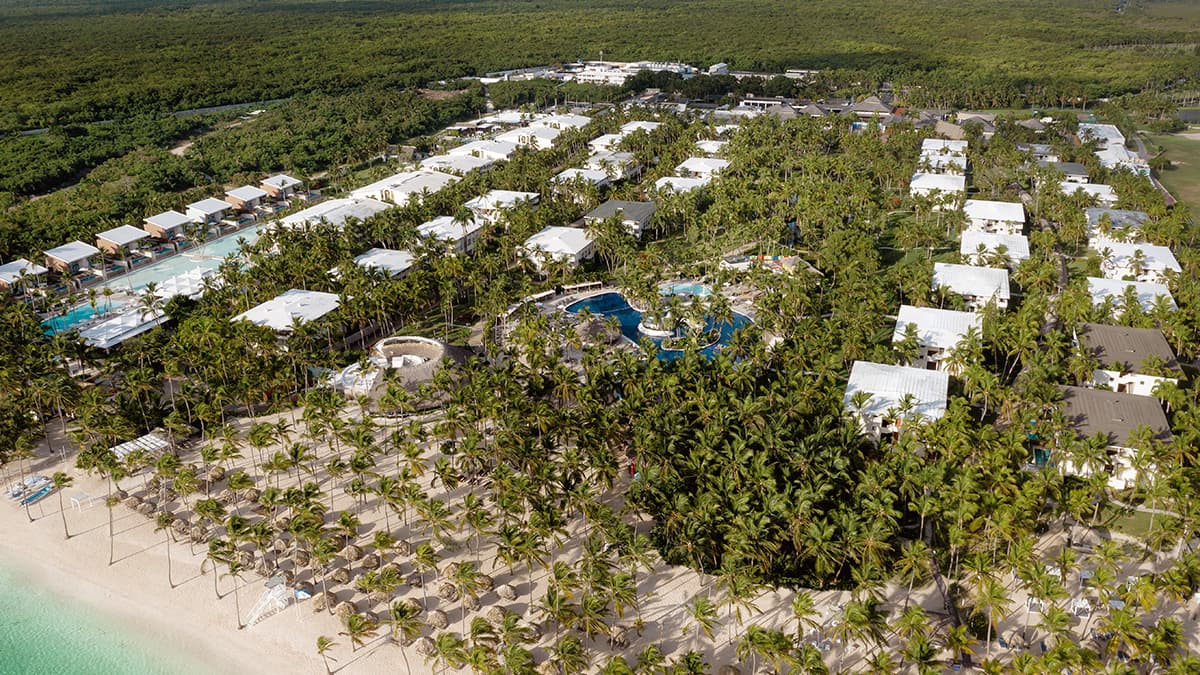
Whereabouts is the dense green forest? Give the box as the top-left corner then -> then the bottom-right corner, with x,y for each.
1,0 -> 1199,130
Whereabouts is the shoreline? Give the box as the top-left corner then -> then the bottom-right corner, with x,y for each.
0,474 -> 330,675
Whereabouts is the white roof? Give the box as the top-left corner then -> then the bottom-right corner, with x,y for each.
349,170 -> 458,204
620,121 -> 662,134
911,173 -> 966,193
45,241 -> 100,264
144,210 -> 192,231
696,140 -> 727,155
110,432 -> 170,461
151,268 -> 217,301
1096,144 -> 1147,171
262,174 -> 302,190
1087,277 -> 1176,312
420,153 -> 495,174
97,225 -> 150,247
187,197 -> 233,215
960,231 -> 1031,262
524,226 -> 594,256
676,157 -> 730,176
448,139 -> 518,160
80,308 -> 168,349
226,185 -> 269,202
279,198 -> 392,230
585,150 -> 636,171
1077,123 -> 1125,146
844,361 -> 949,423
964,199 -> 1025,224
495,125 -> 561,146
418,215 -> 482,243
893,305 -> 981,350
480,110 -> 543,126
464,190 -> 539,211
655,176 -> 710,193
234,289 -> 341,332
1091,240 -> 1181,274
353,248 -> 415,277
933,262 -> 1010,300
553,168 -> 610,186
921,138 -> 968,155
0,259 -> 48,284
532,113 -> 591,130
919,152 -> 968,172
1061,182 -> 1117,202
588,133 -> 625,151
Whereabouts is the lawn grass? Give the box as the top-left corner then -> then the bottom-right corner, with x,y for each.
1095,501 -> 1154,540
1146,130 -> 1200,212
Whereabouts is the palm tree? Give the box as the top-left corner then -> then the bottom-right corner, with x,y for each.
316,636 -> 337,675
387,600 -> 424,674
223,559 -> 247,630
340,613 -> 381,652
155,511 -> 177,588
51,471 -> 73,539
549,633 -> 590,675
973,576 -> 1011,659
685,594 -> 719,651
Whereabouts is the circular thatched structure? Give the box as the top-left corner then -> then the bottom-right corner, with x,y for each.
123,495 -> 142,509
313,591 -> 336,612
427,609 -> 449,630
496,584 -> 518,601
292,549 -> 311,568
485,606 -> 507,624
360,553 -> 381,570
367,591 -> 389,609
335,601 -> 357,620
370,336 -> 469,397
136,502 -> 155,516
332,568 -> 351,585
207,466 -> 226,483
463,594 -> 480,612
437,581 -> 460,602
413,637 -> 435,656
342,545 -> 364,562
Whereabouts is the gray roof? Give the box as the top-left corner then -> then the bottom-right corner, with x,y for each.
1079,323 -> 1180,374
1058,385 -> 1172,446
586,200 -> 655,224
849,96 -> 892,114
1085,208 -> 1149,230
1039,160 -> 1088,176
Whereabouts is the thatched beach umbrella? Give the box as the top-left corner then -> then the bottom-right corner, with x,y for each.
380,562 -> 402,577
207,466 -> 225,483
609,625 -> 629,648
407,573 -> 424,588
136,502 -> 155,516
189,526 -> 207,543
332,567 -> 351,585
172,519 -> 189,535
360,553 -> 380,570
292,549 -> 311,567
273,538 -> 288,555
427,609 -> 449,630
217,489 -> 235,506
485,606 -> 507,624
437,581 -> 459,602
342,544 -> 363,562
241,487 -> 260,504
537,661 -> 558,675
236,550 -> 255,567
463,594 -> 480,612
477,574 -> 494,593
123,495 -> 142,509
335,601 -> 356,620
496,584 -> 517,601
394,540 -> 412,556
367,591 -> 389,609
281,569 -> 295,586
313,591 -> 337,612
413,637 -> 435,657
255,561 -> 271,578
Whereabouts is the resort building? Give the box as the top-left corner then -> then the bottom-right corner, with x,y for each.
584,151 -> 641,181
349,170 -> 458,206
1040,161 -> 1089,183
1076,323 -> 1182,398
963,199 -> 1025,235
843,361 -> 950,441
234,289 -> 341,333
1096,144 -> 1149,175
1090,240 -> 1180,284
0,258 -> 47,295
1061,182 -> 1118,207
448,139 -> 519,162
921,139 -> 969,156
1086,277 -> 1176,315
655,176 -> 711,193
44,241 -> 100,275
960,231 -> 1030,267
910,173 -> 966,208
494,125 -> 561,150
1086,208 -> 1149,242
80,309 -> 169,350
932,262 -> 1011,310
143,211 -> 193,241
350,248 -> 416,278
620,121 -> 662,134
522,226 -> 595,274
1055,385 -> 1172,491
892,305 -> 983,373
588,134 -> 625,152
695,140 -> 728,156
1077,123 -> 1125,148
186,197 -> 233,226
464,190 -> 540,226
532,113 -> 591,130
260,174 -> 303,199
919,152 -> 968,174
224,185 -> 269,211
417,216 -> 483,254
675,157 -> 730,178
96,225 -> 150,258
552,168 -> 612,192
420,153 -> 496,175
584,200 -> 656,238
278,198 -> 392,231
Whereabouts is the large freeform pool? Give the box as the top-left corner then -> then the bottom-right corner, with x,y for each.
566,291 -> 750,361
42,299 -> 127,335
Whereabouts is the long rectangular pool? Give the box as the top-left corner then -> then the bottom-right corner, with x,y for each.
98,223 -> 268,295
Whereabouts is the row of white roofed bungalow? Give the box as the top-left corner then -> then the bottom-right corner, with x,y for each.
0,174 -> 304,298
910,139 -> 968,209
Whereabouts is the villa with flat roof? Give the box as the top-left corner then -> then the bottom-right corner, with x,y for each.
655,176 -> 710,193
1087,277 -> 1176,315
448,139 -> 519,162
1077,323 -> 1182,398
225,185 -> 269,211
279,198 -> 392,231
843,360 -> 949,441
960,231 -> 1030,267
186,198 -> 234,225
1090,240 -> 1179,284
350,248 -> 415,278
675,157 -> 729,178
584,151 -> 641,181
418,216 -> 483,253
260,174 -> 303,199
234,289 -> 341,333
910,173 -> 966,208
932,263 -> 1010,310
45,241 -> 100,275
963,199 -> 1025,235
1061,182 -> 1118,206
144,211 -> 193,241
0,259 -> 47,294
892,305 -> 982,373
96,225 -> 150,257
522,226 -> 595,274
420,154 -> 495,175
1086,208 -> 1149,242
464,190 -> 540,226
349,170 -> 458,206
585,200 -> 656,238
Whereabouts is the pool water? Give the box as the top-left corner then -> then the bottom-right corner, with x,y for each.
99,223 -> 268,295
42,300 -> 127,335
566,292 -> 750,361
660,282 -> 712,297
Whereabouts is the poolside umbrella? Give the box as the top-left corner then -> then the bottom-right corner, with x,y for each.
413,637 -> 435,657
427,609 -> 449,630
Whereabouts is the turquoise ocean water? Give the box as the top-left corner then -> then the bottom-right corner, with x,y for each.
0,561 -> 208,675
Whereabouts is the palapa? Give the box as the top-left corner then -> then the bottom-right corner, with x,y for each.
437,581 -> 460,602
335,601 -> 357,620
413,637 -> 435,656
360,553 -> 380,570
426,609 -> 449,630
496,583 -> 518,601
341,544 -> 364,562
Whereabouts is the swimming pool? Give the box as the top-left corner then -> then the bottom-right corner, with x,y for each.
42,299 -> 128,335
566,291 -> 750,361
99,223 -> 268,294
659,282 -> 712,297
